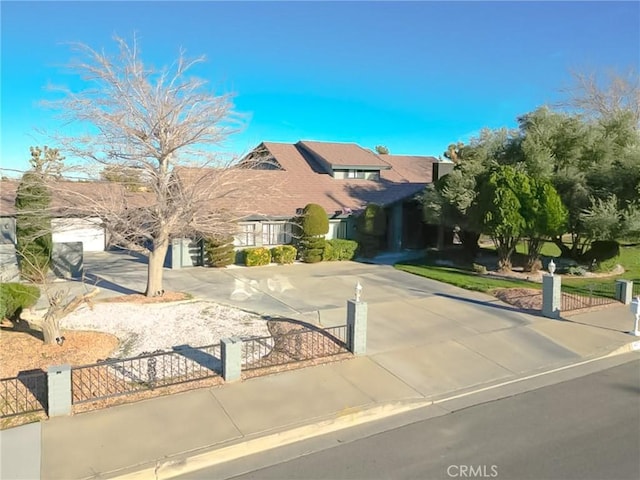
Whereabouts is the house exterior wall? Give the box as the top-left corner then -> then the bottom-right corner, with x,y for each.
52,217 -> 105,252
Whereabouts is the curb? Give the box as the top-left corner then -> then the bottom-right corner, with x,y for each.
111,339 -> 640,480
113,400 -> 433,480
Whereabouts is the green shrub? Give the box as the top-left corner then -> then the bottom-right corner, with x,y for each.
300,204 -> 329,237
322,241 -> 336,261
582,240 -> 620,266
301,236 -> 325,263
271,245 -> 297,264
0,283 -> 40,320
356,204 -> 387,258
472,263 -> 488,274
567,265 -> 587,276
204,236 -> 235,267
328,239 -> 358,261
244,247 -> 272,267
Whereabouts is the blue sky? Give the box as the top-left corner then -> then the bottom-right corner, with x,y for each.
1,1 -> 638,175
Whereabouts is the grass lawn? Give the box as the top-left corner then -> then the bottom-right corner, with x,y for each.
396,243 -> 640,297
395,264 -> 540,293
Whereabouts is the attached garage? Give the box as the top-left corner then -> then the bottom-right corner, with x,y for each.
52,217 -> 105,252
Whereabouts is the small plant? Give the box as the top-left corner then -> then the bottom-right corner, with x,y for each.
244,247 -> 272,267
472,263 -> 488,274
0,283 -> 40,320
327,239 -> 358,261
271,245 -> 297,264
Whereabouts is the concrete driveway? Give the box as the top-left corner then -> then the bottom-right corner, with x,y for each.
41,250 -> 632,398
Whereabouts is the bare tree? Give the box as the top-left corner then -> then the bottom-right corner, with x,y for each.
45,36 -> 278,296
558,68 -> 640,124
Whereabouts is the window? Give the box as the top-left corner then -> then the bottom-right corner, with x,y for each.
236,223 -> 256,246
262,222 -> 292,245
347,169 -> 366,179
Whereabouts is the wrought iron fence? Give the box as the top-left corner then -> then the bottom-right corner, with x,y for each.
72,343 -> 221,404
241,324 -> 349,371
0,370 -> 47,418
561,283 -> 619,312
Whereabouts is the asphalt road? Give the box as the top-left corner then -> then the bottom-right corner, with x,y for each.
180,358 -> 640,480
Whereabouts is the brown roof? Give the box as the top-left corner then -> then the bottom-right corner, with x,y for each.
1,142 -> 439,220
221,141 -> 438,217
0,180 -> 153,217
297,141 -> 391,170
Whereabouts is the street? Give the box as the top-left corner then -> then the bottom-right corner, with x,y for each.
180,358 -> 640,480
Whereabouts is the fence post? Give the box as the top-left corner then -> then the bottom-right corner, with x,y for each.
347,299 -> 368,355
615,279 -> 633,305
221,337 -> 242,382
542,274 -> 562,319
47,364 -> 72,417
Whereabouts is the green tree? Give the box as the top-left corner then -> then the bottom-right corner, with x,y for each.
15,147 -> 61,281
522,180 -> 568,271
472,165 -> 531,271
375,145 -> 389,155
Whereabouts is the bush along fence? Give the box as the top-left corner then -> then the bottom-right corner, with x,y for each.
1,294 -> 368,419
542,276 -> 635,319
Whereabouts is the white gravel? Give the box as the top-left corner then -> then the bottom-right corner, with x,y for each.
61,301 -> 270,357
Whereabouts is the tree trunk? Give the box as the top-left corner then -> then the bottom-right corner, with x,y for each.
525,238 -> 542,272
145,237 -> 170,297
42,309 -> 63,345
460,230 -> 480,260
552,236 -> 573,258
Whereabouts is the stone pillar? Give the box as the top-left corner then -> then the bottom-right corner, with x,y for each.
542,274 -> 562,319
47,365 -> 72,417
615,279 -> 633,305
221,337 -> 242,382
347,299 -> 368,355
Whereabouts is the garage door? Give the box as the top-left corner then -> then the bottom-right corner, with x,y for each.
52,217 -> 105,252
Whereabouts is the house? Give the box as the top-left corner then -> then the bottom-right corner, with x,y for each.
220,140 -> 451,252
0,140 -> 452,271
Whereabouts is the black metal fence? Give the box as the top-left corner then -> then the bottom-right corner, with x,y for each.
561,283 -> 620,312
0,370 -> 47,418
241,324 -> 349,371
72,343 -> 222,404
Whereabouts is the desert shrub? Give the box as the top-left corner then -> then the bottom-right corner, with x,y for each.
271,245 -> 297,264
244,247 -> 272,267
328,239 -> 358,261
300,236 -> 325,263
0,283 -> 40,320
204,236 -> 235,267
567,266 -> 587,276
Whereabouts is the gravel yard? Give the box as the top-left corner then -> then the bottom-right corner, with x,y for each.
62,300 -> 270,357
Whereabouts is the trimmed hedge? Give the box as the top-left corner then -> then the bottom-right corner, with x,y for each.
300,204 -> 329,236
244,247 -> 272,267
204,237 -> 235,267
271,245 -> 297,264
357,204 -> 387,258
322,241 -> 336,261
301,236 -> 325,263
0,283 -> 40,320
328,239 -> 358,261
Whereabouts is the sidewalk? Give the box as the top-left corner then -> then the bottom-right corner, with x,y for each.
0,304 -> 634,480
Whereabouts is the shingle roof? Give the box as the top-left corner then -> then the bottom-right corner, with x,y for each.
1,142 -> 439,220
297,141 -> 391,169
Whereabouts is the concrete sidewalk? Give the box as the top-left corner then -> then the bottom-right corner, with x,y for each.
10,305 -> 636,479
